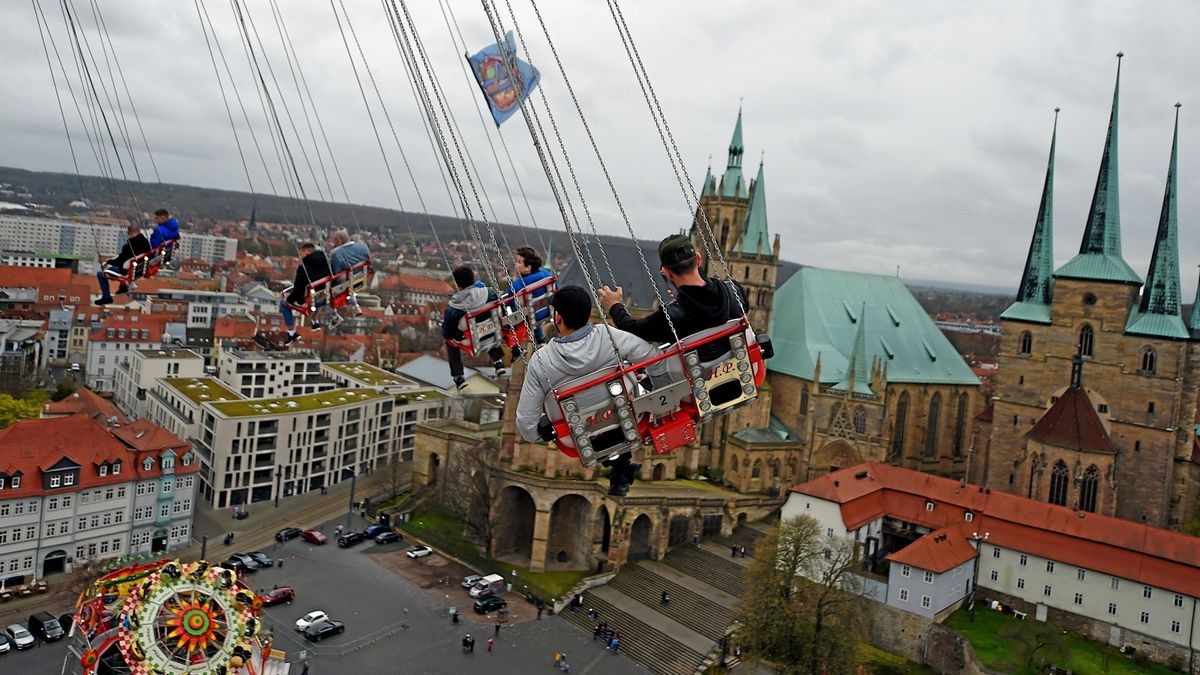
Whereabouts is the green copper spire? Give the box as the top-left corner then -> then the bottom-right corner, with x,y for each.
1001,110 -> 1059,324
737,160 -> 769,255
833,305 -> 874,397
1055,53 -> 1142,285
700,161 -> 714,198
1188,267 -> 1200,333
1127,104 -> 1188,339
720,106 -> 747,199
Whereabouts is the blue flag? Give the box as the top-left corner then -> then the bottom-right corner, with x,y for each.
468,31 -> 540,127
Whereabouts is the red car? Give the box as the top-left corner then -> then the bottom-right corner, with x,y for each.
258,586 -> 296,607
301,529 -> 327,545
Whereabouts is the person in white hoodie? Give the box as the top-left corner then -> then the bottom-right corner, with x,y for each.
443,266 -> 506,389
517,286 -> 666,495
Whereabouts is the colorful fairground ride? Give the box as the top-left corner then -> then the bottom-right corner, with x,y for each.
68,558 -> 288,675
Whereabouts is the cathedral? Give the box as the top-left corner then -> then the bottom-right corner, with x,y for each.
972,56 -> 1200,530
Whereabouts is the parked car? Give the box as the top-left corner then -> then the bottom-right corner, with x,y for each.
473,595 -> 507,614
221,557 -> 249,574
276,527 -> 302,542
301,529 -> 327,545
230,553 -> 260,571
247,552 -> 274,567
0,633 -> 9,654
303,618 -> 345,642
337,532 -> 364,548
375,531 -> 402,545
405,545 -> 433,559
469,574 -> 506,599
294,610 -> 328,632
4,624 -> 34,650
362,525 -> 389,539
258,587 -> 296,607
28,612 -> 64,641
461,574 -> 483,589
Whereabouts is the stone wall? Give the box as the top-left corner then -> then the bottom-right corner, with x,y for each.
868,602 -> 993,675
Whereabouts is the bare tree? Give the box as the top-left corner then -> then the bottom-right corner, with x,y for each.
441,438 -> 501,560
371,454 -> 409,503
736,516 -> 872,674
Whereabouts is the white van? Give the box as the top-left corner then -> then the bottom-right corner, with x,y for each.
468,574 -> 505,599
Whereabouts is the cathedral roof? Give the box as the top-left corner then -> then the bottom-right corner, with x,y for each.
1054,54 -> 1142,286
1001,111 -> 1057,325
769,267 -> 978,386
1126,104 -> 1187,340
735,161 -> 770,256
719,107 -> 747,199
1026,385 -> 1116,454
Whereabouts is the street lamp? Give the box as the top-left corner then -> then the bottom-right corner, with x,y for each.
969,531 -> 990,611
342,466 -> 357,530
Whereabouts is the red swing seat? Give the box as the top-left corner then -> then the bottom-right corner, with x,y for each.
103,238 -> 180,285
282,259 -> 373,319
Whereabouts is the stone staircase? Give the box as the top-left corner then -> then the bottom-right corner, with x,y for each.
559,523 -> 773,675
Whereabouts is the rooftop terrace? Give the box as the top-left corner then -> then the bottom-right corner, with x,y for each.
161,377 -> 243,405
324,361 -> 416,387
206,387 -> 387,418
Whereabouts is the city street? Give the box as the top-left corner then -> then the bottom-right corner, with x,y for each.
6,516 -> 648,674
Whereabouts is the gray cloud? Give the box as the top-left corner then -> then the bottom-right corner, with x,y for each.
1,0 -> 1198,297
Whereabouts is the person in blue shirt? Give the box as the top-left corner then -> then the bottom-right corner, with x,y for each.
149,208 -> 180,248
329,229 -> 371,316
507,246 -> 553,345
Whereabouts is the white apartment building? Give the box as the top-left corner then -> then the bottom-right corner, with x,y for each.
152,290 -> 254,328
784,463 -> 1200,668
216,349 -> 335,399
0,414 -> 198,583
0,214 -> 236,264
148,377 -> 243,444
185,385 -> 448,508
112,348 -> 206,421
86,316 -> 167,392
321,361 -> 421,395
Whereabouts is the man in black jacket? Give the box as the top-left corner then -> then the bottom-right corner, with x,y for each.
280,243 -> 334,345
95,224 -> 152,305
597,234 -> 747,361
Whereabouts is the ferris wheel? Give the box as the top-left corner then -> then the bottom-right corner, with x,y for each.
78,561 -> 264,675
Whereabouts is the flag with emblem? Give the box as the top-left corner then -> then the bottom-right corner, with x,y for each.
467,31 -> 540,126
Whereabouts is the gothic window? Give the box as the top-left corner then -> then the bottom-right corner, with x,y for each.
770,459 -> 780,478
1079,465 -> 1100,513
1078,324 -> 1095,357
752,459 -> 762,478
853,406 -> 867,435
762,268 -> 768,281
953,393 -> 968,458
1019,331 -> 1033,356
720,219 -> 730,248
730,455 -> 739,473
1049,460 -> 1069,506
800,387 -> 810,415
924,394 -> 941,459
744,266 -> 750,280
892,393 -> 909,458
1140,347 -> 1156,374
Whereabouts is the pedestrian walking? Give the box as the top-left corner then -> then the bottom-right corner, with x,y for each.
537,605 -> 543,620
278,558 -> 283,569
593,623 -> 601,640
587,608 -> 597,622
730,544 -> 737,557
740,545 -> 747,558
494,621 -> 501,636
301,660 -> 309,675
661,590 -> 670,605
554,651 -> 562,666
608,636 -> 619,652
560,661 -> 570,673
487,637 -> 494,652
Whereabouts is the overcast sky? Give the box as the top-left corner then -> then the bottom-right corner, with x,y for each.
2,1 -> 1198,294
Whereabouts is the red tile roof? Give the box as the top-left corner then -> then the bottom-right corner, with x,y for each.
214,315 -> 258,339
42,388 -> 127,424
886,522 -> 977,573
111,419 -> 188,453
0,266 -> 71,288
88,315 -> 168,343
379,274 -> 451,294
1026,385 -> 1115,453
791,463 -> 1200,597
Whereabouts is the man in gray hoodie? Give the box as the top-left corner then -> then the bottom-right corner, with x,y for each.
517,286 -> 666,495
443,266 -> 506,390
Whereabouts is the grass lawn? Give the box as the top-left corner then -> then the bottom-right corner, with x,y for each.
859,644 -> 938,674
399,508 -> 587,601
945,608 -> 1180,674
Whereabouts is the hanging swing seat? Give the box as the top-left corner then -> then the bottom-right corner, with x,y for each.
507,274 -> 557,332
103,238 -> 181,285
444,299 -> 506,357
282,259 -> 373,317
544,317 -> 771,466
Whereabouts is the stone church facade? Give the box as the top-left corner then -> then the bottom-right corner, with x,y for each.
973,60 -> 1200,530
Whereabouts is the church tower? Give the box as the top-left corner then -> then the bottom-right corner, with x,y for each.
693,107 -> 781,332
